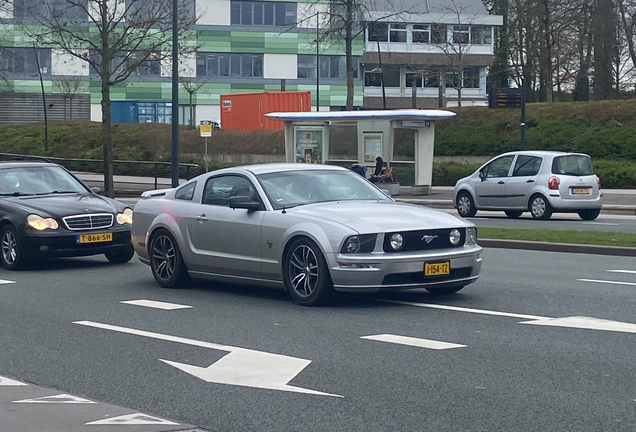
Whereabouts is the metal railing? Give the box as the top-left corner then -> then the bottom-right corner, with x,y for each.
0,153 -> 198,190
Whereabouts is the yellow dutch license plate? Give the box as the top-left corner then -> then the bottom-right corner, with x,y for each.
78,233 -> 113,244
424,261 -> 450,276
572,188 -> 590,194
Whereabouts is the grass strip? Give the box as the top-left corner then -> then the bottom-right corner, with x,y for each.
477,227 -> 636,248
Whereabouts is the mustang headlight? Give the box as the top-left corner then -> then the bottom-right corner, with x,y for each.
27,214 -> 59,230
466,227 -> 477,245
116,208 -> 133,225
449,229 -> 462,246
390,233 -> 404,250
340,234 -> 377,254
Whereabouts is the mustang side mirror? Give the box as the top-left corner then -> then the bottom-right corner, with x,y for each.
229,195 -> 260,210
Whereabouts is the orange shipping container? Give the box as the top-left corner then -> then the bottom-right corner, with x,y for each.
220,91 -> 311,131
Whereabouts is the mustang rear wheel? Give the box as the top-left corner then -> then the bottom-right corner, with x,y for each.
150,229 -> 190,288
283,238 -> 334,306
105,245 -> 135,264
0,225 -> 28,270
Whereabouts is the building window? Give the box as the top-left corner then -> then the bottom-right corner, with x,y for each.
406,67 -> 440,88
446,69 -> 460,88
412,24 -> 430,43
298,55 -> 317,78
471,26 -> 492,44
364,65 -> 382,87
197,53 -> 263,77
452,25 -> 470,44
0,48 -> 51,75
135,53 -> 161,76
389,23 -> 407,43
367,22 -> 388,42
299,55 -> 358,79
463,67 -> 480,88
230,1 -> 296,26
13,0 -> 88,22
431,25 -> 447,44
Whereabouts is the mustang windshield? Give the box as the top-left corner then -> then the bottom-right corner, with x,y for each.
0,166 -> 89,196
257,169 -> 390,209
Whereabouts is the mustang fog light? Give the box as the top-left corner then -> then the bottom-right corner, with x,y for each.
449,229 -> 462,246
117,208 -> 133,225
337,262 -> 378,269
390,233 -> 404,250
27,214 -> 59,230
343,236 -> 361,253
466,227 -> 477,245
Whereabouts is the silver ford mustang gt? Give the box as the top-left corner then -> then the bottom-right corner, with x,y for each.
132,164 -> 482,306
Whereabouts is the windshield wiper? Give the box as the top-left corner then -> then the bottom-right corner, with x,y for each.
35,190 -> 80,195
0,192 -> 34,196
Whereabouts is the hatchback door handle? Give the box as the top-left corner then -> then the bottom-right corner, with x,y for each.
497,181 -> 505,184
526,179 -> 535,183
196,214 -> 208,222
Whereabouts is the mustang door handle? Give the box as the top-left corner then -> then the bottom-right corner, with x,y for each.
526,179 -> 535,183
195,215 -> 208,222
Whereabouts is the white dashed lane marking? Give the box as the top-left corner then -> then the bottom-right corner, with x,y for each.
0,279 -> 16,285
361,334 -> 466,350
120,299 -> 193,310
85,413 -> 179,426
0,375 -> 27,386
578,279 -> 636,287
13,394 -> 97,404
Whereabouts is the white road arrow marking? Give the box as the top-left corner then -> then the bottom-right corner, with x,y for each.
73,321 -> 341,398
377,300 -> 636,334
361,334 -> 465,350
0,375 -> 27,386
607,270 -> 636,275
578,278 -> 636,287
0,279 -> 16,285
120,299 -> 192,310
520,316 -> 636,333
85,413 -> 179,425
14,394 -> 97,404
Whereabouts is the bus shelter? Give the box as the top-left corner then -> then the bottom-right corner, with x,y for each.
265,109 -> 456,194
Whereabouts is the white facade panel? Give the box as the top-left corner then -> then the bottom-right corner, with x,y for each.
198,0 -> 231,25
0,2 -> 13,18
52,50 -> 89,76
263,54 -> 297,80
296,3 -> 329,29
91,104 -> 103,122
196,105 -> 221,127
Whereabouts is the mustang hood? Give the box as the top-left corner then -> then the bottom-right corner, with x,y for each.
5,193 -> 121,218
290,201 -> 472,233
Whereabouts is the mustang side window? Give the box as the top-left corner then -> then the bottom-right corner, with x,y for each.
203,176 -> 256,206
512,156 -> 542,177
175,182 -> 196,201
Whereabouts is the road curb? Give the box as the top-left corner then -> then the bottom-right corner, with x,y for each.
479,239 -> 636,256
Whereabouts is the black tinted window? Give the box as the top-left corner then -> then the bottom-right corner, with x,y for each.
175,182 -> 196,200
552,155 -> 594,176
512,156 -> 542,177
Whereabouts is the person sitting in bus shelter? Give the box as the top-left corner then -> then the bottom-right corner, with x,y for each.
371,162 -> 394,183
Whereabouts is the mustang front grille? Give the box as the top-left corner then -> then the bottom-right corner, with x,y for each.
382,228 -> 466,252
63,213 -> 114,231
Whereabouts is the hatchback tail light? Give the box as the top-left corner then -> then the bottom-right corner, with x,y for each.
597,176 -> 601,190
548,176 -> 560,190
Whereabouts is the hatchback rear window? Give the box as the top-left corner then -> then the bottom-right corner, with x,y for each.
551,155 -> 594,176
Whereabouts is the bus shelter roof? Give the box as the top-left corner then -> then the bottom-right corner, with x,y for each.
265,109 -> 456,123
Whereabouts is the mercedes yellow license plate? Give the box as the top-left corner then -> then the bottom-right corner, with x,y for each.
78,233 -> 112,244
572,188 -> 590,194
424,261 -> 450,276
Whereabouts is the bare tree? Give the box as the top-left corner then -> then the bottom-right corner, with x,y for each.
179,76 -> 208,128
53,77 -> 83,120
16,0 -> 198,196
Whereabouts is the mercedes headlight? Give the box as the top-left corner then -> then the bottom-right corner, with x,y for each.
116,208 -> 133,225
27,214 -> 59,230
449,229 -> 462,246
390,233 -> 404,250
466,227 -> 477,245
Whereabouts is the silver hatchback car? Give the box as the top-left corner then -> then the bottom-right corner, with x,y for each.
453,151 -> 602,220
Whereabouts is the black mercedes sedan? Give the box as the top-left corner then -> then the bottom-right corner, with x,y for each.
0,161 -> 134,269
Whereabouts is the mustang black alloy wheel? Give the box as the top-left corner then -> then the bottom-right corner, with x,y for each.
284,237 -> 334,306
150,229 -> 190,288
0,225 -> 28,270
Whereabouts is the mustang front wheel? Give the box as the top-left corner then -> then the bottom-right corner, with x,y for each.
150,229 -> 190,288
0,225 -> 28,270
284,238 -> 334,306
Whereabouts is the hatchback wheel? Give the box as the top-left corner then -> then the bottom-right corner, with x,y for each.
456,192 -> 477,217
150,229 -> 190,288
578,209 -> 601,220
529,195 -> 553,220
1,225 -> 28,270
283,238 -> 334,306
504,210 -> 523,219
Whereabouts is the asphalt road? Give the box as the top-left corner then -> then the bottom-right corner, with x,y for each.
1,249 -> 635,432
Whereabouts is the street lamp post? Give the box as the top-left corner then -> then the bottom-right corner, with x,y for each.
33,44 -> 48,152
171,0 -> 179,187
316,12 -> 319,111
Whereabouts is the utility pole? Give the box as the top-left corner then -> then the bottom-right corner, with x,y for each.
171,0 -> 179,187
33,44 -> 48,152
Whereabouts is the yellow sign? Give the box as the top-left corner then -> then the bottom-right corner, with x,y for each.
200,121 -> 213,137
